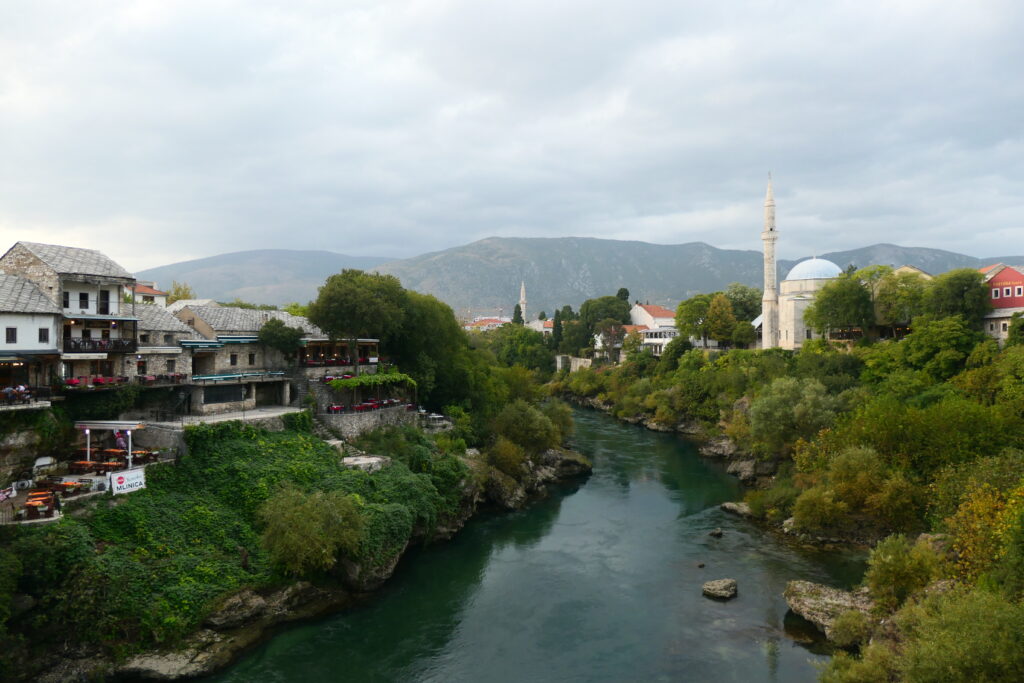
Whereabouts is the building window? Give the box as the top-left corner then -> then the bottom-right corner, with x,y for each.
248,353 -> 255,365
81,329 -> 91,340
1003,323 -> 1009,332
993,289 -> 1001,299
5,328 -> 15,344
805,329 -> 813,340
1017,286 -> 1024,297
78,292 -> 88,308
163,334 -> 173,344
230,353 -> 238,366
62,291 -> 69,308
38,328 -> 49,343
143,295 -> 155,303
990,323 -> 996,331
137,360 -> 147,374
166,359 -> 176,373
1005,287 -> 1012,297
139,333 -> 150,343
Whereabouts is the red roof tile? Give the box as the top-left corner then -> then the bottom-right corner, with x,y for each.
638,304 -> 675,318
132,283 -> 167,296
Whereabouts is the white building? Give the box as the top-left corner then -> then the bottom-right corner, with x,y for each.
0,274 -> 61,386
630,303 -> 675,329
777,258 -> 843,349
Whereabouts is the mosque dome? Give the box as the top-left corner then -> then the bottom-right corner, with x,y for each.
784,258 -> 843,281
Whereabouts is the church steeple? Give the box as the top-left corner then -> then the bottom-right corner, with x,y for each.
761,174 -> 779,348
519,281 -> 527,323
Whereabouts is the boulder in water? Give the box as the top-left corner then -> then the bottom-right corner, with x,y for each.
783,580 -> 873,638
702,578 -> 738,600
709,528 -> 723,538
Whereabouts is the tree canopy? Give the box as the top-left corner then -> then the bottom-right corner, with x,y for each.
167,281 -> 196,304
675,293 -> 712,346
308,270 -> 406,343
725,282 -> 762,322
924,268 -> 991,328
579,296 -> 630,333
804,273 -> 875,336
258,318 -> 306,358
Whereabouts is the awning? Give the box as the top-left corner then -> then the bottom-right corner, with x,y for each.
61,353 -> 108,360
0,356 -> 24,363
75,420 -> 146,431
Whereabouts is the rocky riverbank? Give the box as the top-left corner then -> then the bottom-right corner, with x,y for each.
567,395 -> 774,486
35,447 -> 592,682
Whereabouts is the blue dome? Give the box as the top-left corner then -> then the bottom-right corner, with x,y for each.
784,258 -> 842,281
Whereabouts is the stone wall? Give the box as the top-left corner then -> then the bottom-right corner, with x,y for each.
317,405 -> 416,440
569,357 -> 593,372
0,244 -> 61,306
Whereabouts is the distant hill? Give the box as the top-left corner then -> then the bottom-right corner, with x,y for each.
375,237 -> 1024,317
136,240 -> 1024,315
135,250 -> 393,305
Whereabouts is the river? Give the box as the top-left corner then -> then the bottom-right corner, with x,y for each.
207,409 -> 864,682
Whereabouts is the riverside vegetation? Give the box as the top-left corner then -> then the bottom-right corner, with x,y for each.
546,270 -> 1024,681
0,271 -> 589,680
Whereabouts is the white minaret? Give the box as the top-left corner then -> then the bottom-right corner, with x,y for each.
519,281 -> 528,322
761,175 -> 779,349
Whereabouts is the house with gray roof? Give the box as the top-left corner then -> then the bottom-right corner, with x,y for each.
131,304 -> 201,385
0,241 -> 138,383
0,274 -> 62,387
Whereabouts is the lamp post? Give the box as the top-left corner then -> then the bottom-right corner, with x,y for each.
127,429 -> 133,468
85,428 -> 91,462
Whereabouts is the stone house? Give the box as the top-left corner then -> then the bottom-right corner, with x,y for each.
0,242 -> 138,382
131,304 -> 200,384
126,281 -> 168,307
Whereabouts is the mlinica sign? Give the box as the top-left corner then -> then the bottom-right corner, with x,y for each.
110,469 -> 146,495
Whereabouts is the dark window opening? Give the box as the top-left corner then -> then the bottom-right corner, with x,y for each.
79,292 -> 89,308
62,291 -> 69,308
5,328 -> 16,344
38,328 -> 49,344
230,354 -> 238,366
248,353 -> 256,365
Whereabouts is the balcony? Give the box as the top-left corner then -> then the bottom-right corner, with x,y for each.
62,338 -> 138,353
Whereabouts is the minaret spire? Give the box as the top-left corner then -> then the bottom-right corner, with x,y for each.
761,174 -> 779,349
519,281 -> 527,323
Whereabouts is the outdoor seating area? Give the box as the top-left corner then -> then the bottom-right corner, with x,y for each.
321,374 -> 355,382
135,373 -> 188,385
64,375 -> 130,388
2,386 -> 36,405
324,398 -> 409,414
68,448 -> 158,475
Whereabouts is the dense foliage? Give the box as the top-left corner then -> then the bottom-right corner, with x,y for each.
554,310 -> 1024,681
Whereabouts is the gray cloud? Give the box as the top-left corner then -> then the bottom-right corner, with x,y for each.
1,0 -> 1022,272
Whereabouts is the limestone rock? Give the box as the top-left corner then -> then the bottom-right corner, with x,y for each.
702,578 -> 738,600
644,420 -> 674,432
726,459 -> 756,483
699,437 -> 736,458
676,420 -> 703,435
783,580 -> 873,638
709,528 -> 724,538
264,581 -> 324,614
485,468 -> 528,509
204,590 -> 267,630
341,455 -> 391,473
782,517 -> 796,534
118,629 -> 225,680
720,501 -> 753,518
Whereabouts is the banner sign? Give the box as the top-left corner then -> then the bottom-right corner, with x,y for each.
109,469 -> 146,495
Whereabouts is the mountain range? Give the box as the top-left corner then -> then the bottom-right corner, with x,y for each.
136,238 -> 1024,318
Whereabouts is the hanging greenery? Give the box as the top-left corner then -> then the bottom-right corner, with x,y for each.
328,372 -> 417,392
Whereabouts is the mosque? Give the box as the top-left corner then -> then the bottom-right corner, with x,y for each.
758,178 -> 843,350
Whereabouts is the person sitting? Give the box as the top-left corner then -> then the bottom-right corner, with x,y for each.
114,431 -> 128,452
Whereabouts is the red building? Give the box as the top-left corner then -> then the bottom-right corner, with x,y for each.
981,264 -> 1024,341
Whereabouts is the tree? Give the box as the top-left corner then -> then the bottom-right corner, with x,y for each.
559,305 -> 577,321
537,311 -> 547,321
731,321 -> 757,348
900,315 -> 982,380
485,325 -> 553,372
258,484 -> 363,575
616,287 -> 630,302
1008,312 -> 1024,347
594,318 -> 626,360
724,282 -> 762,322
512,304 -> 524,325
749,377 -> 839,455
559,320 -> 592,356
307,270 -> 405,375
803,274 -> 874,337
258,318 -> 305,359
167,281 -> 196,304
924,268 -> 991,328
621,329 -> 644,361
282,302 -> 310,317
675,293 -> 713,346
579,296 -> 630,333
550,310 -> 564,349
876,271 -> 929,331
706,293 -> 737,344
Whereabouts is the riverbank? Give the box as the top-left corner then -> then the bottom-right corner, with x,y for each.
31,440 -> 591,682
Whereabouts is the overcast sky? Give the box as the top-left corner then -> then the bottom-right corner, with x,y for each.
1,1 -> 1022,272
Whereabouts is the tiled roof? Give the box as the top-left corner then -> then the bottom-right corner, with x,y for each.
639,304 -> 676,318
15,241 -> 133,279
0,274 -> 61,315
132,283 -> 167,296
623,324 -> 649,333
166,299 -> 218,314
133,303 -> 198,334
185,305 -> 325,337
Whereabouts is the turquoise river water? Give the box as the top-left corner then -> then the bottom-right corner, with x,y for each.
206,409 -> 864,682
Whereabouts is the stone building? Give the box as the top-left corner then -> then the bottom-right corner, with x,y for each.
981,263 -> 1024,342
0,242 -> 138,381
131,304 -> 200,383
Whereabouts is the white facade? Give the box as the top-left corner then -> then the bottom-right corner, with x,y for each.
630,303 -> 675,329
62,280 -> 124,317
0,313 -> 60,353
640,327 -> 678,356
761,178 -> 780,349
777,259 -> 843,350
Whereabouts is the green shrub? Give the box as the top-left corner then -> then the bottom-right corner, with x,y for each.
492,400 -> 559,454
745,479 -> 799,522
258,484 -> 363,575
830,609 -> 872,649
540,399 -> 575,444
821,642 -> 898,683
864,535 -> 941,613
792,486 -> 849,533
895,588 -> 1024,682
487,436 -> 528,479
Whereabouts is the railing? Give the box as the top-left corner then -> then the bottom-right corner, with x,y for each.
62,338 -> 138,353
191,370 -> 286,383
134,374 -> 189,386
